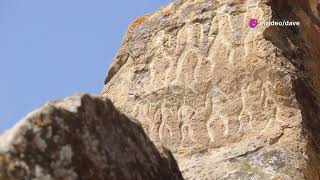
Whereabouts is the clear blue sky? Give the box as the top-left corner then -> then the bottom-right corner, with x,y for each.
0,0 -> 172,132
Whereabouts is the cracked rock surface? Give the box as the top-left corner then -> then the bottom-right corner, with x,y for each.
0,94 -> 183,180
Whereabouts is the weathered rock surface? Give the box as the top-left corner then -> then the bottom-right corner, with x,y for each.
103,0 -> 320,179
0,94 -> 183,180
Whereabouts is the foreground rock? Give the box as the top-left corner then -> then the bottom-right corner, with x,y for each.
103,0 -> 320,179
0,94 -> 183,180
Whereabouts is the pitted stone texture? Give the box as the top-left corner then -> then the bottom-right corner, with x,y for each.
103,0 -> 320,179
0,94 -> 183,180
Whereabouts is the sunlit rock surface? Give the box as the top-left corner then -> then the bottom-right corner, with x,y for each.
0,94 -> 183,180
103,0 -> 320,179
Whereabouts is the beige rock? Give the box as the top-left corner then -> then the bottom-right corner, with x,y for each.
0,94 -> 183,180
103,0 -> 320,179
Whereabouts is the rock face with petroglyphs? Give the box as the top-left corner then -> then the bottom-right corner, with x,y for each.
103,0 -> 320,179
0,94 -> 183,180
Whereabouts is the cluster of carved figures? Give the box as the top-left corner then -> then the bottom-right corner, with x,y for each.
114,3 -> 297,153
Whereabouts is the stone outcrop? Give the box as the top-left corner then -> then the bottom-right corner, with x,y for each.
0,94 -> 183,180
103,0 -> 320,179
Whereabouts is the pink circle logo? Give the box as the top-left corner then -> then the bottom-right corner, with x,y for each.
249,18 -> 258,28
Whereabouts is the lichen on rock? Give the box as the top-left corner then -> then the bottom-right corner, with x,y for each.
0,94 -> 183,180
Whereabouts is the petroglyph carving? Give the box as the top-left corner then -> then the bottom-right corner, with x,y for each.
104,0 -> 320,178
105,0 -> 297,155
178,105 -> 198,148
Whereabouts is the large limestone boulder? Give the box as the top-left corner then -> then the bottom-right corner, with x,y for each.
0,94 -> 183,180
103,0 -> 320,179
